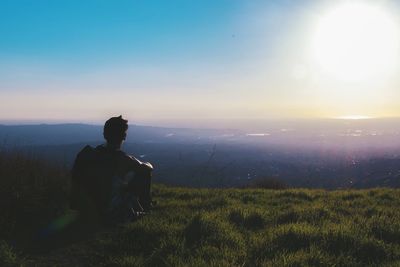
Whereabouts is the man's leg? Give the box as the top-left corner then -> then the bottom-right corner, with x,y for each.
128,170 -> 152,211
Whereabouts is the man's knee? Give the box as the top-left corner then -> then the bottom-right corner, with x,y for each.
139,165 -> 152,178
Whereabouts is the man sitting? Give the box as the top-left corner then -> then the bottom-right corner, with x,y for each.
70,116 -> 153,224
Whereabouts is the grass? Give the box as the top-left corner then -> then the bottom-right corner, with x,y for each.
1,152 -> 400,266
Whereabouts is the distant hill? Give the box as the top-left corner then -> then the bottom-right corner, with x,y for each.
3,118 -> 400,149
0,124 -> 242,146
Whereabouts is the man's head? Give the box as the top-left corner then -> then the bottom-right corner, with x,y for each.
103,115 -> 128,146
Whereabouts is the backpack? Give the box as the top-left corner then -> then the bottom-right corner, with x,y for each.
70,145 -> 118,220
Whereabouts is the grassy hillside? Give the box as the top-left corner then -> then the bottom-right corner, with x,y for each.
1,152 -> 400,266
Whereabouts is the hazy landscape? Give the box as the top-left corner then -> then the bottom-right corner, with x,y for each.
2,119 -> 400,266
2,119 -> 400,189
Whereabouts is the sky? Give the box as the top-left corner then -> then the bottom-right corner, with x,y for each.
1,0 -> 400,128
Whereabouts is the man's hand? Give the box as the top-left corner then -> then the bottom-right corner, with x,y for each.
142,162 -> 153,171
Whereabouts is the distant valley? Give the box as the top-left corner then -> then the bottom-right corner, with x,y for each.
1,120 -> 400,189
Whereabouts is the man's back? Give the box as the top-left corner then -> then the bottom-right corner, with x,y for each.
70,145 -> 118,219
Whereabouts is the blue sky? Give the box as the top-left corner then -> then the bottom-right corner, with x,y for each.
1,0 -> 400,127
1,1 -> 249,67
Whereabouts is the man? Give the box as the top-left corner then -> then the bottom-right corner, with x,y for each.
70,116 -> 153,223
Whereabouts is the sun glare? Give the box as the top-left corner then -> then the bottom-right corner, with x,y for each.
311,2 -> 399,82
336,115 -> 372,120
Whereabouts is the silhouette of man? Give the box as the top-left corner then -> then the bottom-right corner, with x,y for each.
70,116 -> 153,223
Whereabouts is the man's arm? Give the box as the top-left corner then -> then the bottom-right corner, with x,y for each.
123,154 -> 153,173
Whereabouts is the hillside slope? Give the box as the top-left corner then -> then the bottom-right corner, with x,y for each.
4,187 -> 398,267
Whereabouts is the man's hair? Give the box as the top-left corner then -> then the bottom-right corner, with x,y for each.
103,115 -> 129,143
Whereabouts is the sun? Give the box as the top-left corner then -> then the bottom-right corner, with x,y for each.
311,2 -> 399,82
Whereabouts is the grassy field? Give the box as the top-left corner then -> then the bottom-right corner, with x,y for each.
1,152 -> 400,266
